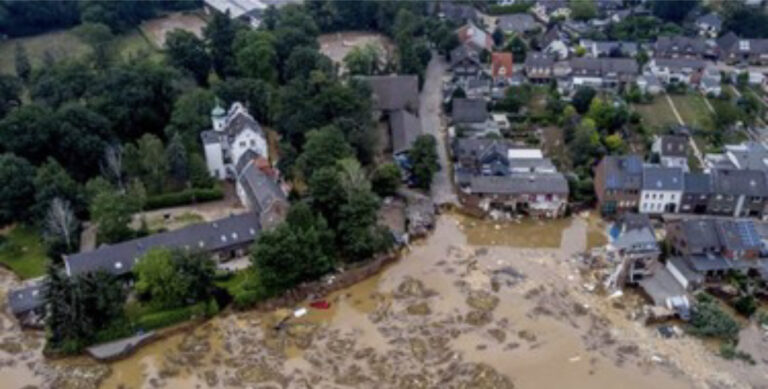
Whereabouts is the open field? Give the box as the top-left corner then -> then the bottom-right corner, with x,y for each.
0,29 -> 90,74
632,97 -> 679,133
139,11 -> 207,48
318,31 -> 394,64
669,93 -> 715,132
0,226 -> 49,279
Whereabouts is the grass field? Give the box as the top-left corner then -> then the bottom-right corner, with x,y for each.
670,94 -> 715,132
0,29 -> 90,74
0,226 -> 49,279
632,97 -> 680,133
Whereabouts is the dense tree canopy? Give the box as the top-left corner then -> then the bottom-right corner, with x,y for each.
134,248 -> 216,309
0,153 -> 35,225
165,29 -> 211,86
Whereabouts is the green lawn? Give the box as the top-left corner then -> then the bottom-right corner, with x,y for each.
0,27 -> 162,75
0,29 -> 90,74
670,94 -> 715,132
632,97 -> 680,133
0,226 -> 50,279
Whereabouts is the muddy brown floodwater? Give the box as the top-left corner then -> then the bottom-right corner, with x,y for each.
0,213 -> 761,388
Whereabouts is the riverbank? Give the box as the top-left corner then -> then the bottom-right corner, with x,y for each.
0,213 -> 765,388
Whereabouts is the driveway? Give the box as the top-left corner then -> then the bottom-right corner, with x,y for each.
419,54 -> 457,206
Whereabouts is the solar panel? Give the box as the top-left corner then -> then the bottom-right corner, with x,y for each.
736,221 -> 761,248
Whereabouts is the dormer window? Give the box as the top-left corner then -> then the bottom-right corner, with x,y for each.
115,261 -> 123,270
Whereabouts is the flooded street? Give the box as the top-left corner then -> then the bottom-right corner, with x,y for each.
0,213 -> 761,388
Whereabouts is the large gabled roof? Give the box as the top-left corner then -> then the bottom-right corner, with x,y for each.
389,110 -> 422,155
362,75 -> 420,112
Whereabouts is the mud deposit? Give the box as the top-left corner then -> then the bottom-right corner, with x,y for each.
0,214 -> 763,388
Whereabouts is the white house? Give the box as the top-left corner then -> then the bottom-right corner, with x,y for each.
201,102 -> 269,180
652,135 -> 689,172
639,166 -> 684,214
695,13 -> 722,38
648,58 -> 706,85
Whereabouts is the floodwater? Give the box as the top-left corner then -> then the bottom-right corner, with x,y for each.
0,213 -> 759,388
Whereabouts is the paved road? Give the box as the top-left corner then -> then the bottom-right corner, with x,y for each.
419,54 -> 457,206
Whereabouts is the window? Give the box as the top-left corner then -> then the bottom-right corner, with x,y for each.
250,139 -> 256,146
115,261 -> 123,270
239,141 -> 246,147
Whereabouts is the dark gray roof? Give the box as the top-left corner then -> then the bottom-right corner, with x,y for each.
659,135 -> 688,158
684,173 -> 712,194
238,162 -> 287,217
363,75 -> 420,112
541,26 -> 563,48
389,110 -> 422,155
438,2 -> 478,23
497,14 -> 537,33
687,254 -> 731,272
613,213 -> 657,251
201,130 -> 221,145
64,213 -> 261,277
570,57 -> 639,76
452,98 -> 488,124
224,110 -> 263,141
590,41 -> 639,57
454,138 -> 514,160
678,219 -> 720,250
235,149 -> 261,173
7,282 -> 45,314
716,220 -> 761,252
642,166 -> 684,191
713,169 -> 768,197
652,58 -> 707,71
524,51 -> 555,68
450,45 -> 481,67
667,257 -> 704,284
600,155 -> 644,190
469,173 -> 569,195
724,141 -> 768,171
654,35 -> 707,57
697,13 -> 722,29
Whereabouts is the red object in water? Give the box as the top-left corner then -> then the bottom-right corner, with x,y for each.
309,301 -> 331,309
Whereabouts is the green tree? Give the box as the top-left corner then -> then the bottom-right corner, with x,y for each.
234,30 -> 278,84
54,103 -> 112,181
0,75 -> 21,118
165,132 -> 188,189
250,202 -> 336,296
371,163 -> 402,197
296,125 -> 355,179
689,293 -> 740,341
133,248 -> 215,309
337,188 -> 391,260
650,0 -> 697,23
164,88 -> 215,151
203,11 -> 238,77
572,86 -> 596,114
604,133 -> 626,153
14,43 -> 31,81
0,153 -> 35,225
124,134 -> 170,195
74,22 -> 114,69
570,0 -> 597,21
0,104 -> 56,164
189,153 -> 215,189
570,118 -> 603,169
165,29 -> 212,86
212,77 -> 272,124
308,166 -> 347,227
90,188 -> 139,244
343,43 -> 381,76
408,135 -> 439,190
283,46 -> 333,82
33,158 -> 83,219
504,35 -> 527,63
29,60 -> 95,108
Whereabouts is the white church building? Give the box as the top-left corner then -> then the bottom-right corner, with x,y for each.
201,102 -> 269,179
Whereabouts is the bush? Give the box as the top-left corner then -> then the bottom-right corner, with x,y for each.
136,300 -> 212,330
720,343 -> 756,365
144,187 -> 224,210
688,293 -> 740,342
734,295 -> 757,317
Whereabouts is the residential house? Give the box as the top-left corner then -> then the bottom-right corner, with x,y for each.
63,212 -> 262,278
236,158 -> 289,230
707,141 -> 768,172
541,26 -> 569,60
437,2 -> 479,24
569,57 -> 639,90
654,35 -> 708,59
636,72 -> 664,95
497,13 -> 539,35
532,0 -> 570,23
699,65 -> 722,96
680,172 -> 713,214
491,52 -> 514,89
648,58 -> 707,86
524,52 -> 555,83
594,155 -> 644,215
203,0 -> 297,28
449,45 -> 484,80
364,75 -> 420,114
389,110 -> 423,161
709,169 -> 768,218
202,102 -> 269,180
452,98 -> 496,135
717,32 -> 768,65
652,135 -> 689,171
580,40 -> 638,58
457,21 -> 494,53
8,283 -> 46,325
610,213 -> 661,283
453,139 -> 568,217
639,166 -> 684,215
695,13 -> 722,38
464,78 -> 492,100
666,218 -> 764,279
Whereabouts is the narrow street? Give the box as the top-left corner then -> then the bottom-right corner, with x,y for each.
420,53 -> 457,206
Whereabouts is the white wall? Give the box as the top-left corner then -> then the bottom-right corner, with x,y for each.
231,129 -> 269,166
639,190 -> 682,214
204,143 -> 225,179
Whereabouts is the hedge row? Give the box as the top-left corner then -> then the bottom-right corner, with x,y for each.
144,186 -> 224,210
136,300 -> 219,330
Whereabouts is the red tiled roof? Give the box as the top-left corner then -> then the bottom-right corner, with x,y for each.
491,52 -> 514,78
